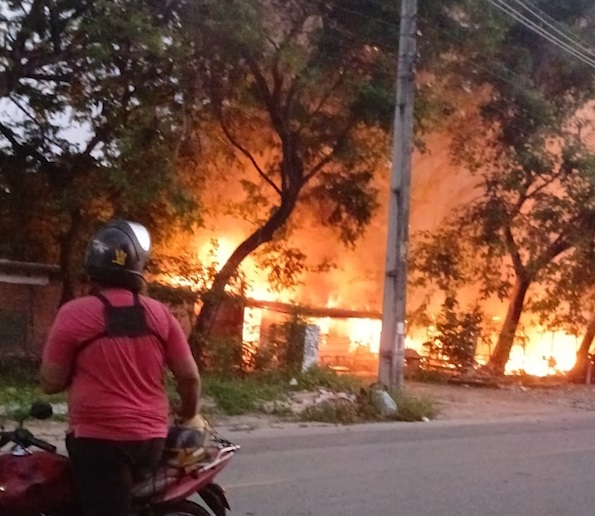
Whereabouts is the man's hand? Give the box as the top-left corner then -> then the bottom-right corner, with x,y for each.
39,362 -> 71,394
169,356 -> 201,421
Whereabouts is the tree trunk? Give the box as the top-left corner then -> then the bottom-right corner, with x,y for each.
566,315 -> 595,383
486,277 -> 531,375
188,190 -> 300,364
58,208 -> 82,306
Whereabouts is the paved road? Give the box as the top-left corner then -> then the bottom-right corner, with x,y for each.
214,413 -> 595,516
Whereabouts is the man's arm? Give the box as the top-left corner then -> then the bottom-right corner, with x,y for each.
169,356 -> 201,420
39,362 -> 72,394
40,304 -> 77,394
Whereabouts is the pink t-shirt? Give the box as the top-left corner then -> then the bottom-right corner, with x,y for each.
42,289 -> 193,441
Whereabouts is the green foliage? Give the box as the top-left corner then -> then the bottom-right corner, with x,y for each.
203,338 -> 246,376
410,228 -> 472,292
309,170 -> 380,246
0,354 -> 440,423
182,0 -> 409,335
202,376 -> 286,416
254,242 -> 308,293
390,389 -> 439,422
300,400 -> 362,425
410,368 -> 452,384
263,316 -> 309,376
0,0 -> 199,299
296,366 -> 365,393
0,357 -> 66,422
410,0 -> 595,372
300,386 -> 438,424
424,297 -> 484,369
529,243 -> 595,334
243,313 -> 314,376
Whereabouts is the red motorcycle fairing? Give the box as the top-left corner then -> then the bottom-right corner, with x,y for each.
199,483 -> 230,516
0,451 -> 76,516
134,452 -> 229,504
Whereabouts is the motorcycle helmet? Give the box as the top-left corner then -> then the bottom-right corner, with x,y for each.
84,219 -> 151,289
164,415 -> 211,469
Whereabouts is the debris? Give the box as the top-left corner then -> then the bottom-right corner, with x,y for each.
260,400 -> 292,415
228,424 -> 256,432
371,388 -> 398,417
337,392 -> 357,403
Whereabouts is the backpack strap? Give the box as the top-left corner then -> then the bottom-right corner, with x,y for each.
75,293 -> 167,357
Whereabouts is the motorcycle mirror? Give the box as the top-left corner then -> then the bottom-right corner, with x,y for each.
29,401 -> 53,420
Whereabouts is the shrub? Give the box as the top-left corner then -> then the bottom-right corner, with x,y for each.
300,384 -> 439,424
202,337 -> 246,376
202,376 -> 286,416
424,296 -> 485,369
296,366 -> 365,393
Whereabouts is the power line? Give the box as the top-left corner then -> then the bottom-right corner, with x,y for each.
511,0 -> 595,58
485,0 -> 595,70
329,20 -> 560,129
333,2 -> 595,84
335,0 -> 595,71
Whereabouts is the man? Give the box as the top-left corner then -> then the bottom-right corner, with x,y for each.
40,219 -> 200,516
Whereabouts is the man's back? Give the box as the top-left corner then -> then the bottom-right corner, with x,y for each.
43,288 -> 191,440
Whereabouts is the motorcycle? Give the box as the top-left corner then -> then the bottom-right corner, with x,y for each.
0,402 -> 239,516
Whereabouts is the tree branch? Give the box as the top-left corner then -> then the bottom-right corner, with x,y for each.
0,121 -> 52,168
218,110 -> 282,197
0,122 -> 22,149
503,224 -> 525,276
12,0 -> 45,60
296,72 -> 345,137
304,120 -> 353,183
244,53 -> 285,135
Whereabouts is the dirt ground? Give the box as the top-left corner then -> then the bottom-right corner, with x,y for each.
14,380 -> 595,445
404,380 -> 595,421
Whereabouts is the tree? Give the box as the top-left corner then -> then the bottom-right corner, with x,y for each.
529,240 -> 595,382
0,0 -> 198,303
179,0 -> 487,358
411,0 -> 595,375
179,0 -> 390,356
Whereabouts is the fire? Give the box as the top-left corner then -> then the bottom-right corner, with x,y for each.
161,217 -> 585,377
346,318 -> 382,354
242,307 -> 263,345
504,330 -> 580,376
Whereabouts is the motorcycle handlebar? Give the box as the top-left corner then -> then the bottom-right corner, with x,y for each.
0,432 -> 11,449
27,435 -> 57,453
0,430 -> 57,453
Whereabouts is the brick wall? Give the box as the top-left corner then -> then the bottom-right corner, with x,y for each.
0,280 -> 62,356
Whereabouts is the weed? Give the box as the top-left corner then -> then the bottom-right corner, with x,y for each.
300,386 -> 439,425
411,368 -> 452,384
0,356 -> 440,424
390,389 -> 439,422
295,366 -> 365,393
300,399 -> 361,424
202,376 -> 286,415
0,357 -> 67,422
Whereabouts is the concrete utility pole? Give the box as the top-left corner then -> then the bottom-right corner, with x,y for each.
378,0 -> 418,389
